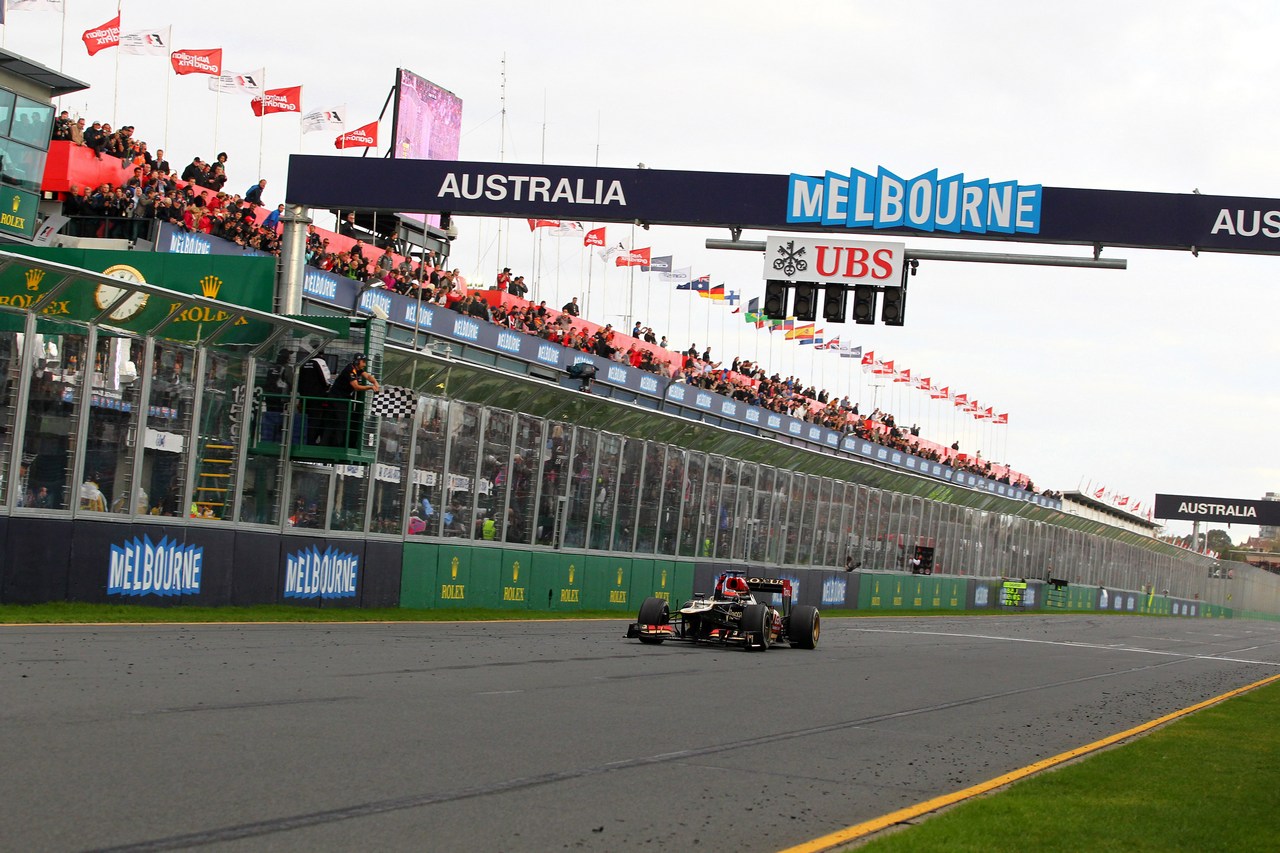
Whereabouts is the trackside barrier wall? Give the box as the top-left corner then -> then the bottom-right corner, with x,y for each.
0,515 -> 1229,620
397,542 -> 693,611
0,516 -> 402,608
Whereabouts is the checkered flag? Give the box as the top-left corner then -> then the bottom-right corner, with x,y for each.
371,385 -> 417,419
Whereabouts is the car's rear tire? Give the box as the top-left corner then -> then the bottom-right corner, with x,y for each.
789,605 -> 820,649
742,603 -> 771,650
636,597 -> 669,645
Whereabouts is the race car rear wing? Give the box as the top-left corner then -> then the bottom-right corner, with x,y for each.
744,576 -> 791,597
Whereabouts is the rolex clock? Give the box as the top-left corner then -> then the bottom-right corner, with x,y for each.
94,264 -> 150,321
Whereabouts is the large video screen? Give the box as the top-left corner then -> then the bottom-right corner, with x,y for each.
393,68 -> 463,229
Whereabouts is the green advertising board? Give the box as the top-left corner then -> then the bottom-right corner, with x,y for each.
0,246 -> 276,343
0,187 -> 39,239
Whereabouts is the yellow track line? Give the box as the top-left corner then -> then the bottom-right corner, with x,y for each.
778,671 -> 1280,853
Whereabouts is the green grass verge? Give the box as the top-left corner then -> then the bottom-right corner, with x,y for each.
852,677 -> 1280,853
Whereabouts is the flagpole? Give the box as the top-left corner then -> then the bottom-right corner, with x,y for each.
257,70 -> 267,179
584,233 -> 594,320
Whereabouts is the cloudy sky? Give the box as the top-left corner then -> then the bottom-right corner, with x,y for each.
6,1 -> 1277,539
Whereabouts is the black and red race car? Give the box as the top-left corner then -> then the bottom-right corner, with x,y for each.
626,570 -> 820,650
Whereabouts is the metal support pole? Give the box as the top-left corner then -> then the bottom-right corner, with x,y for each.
278,205 -> 313,315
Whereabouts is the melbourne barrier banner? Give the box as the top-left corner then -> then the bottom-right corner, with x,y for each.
108,535 -> 203,597
283,545 -> 360,600
171,48 -> 222,76
1154,493 -> 1280,525
251,86 -> 302,117
286,156 -> 1280,256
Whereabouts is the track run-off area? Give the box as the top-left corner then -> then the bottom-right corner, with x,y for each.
3,614 -> 1279,852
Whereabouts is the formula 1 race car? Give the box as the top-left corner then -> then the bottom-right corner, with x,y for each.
626,570 -> 820,650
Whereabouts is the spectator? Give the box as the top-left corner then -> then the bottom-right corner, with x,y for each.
262,203 -> 284,232
245,179 -> 267,206
562,297 -> 580,316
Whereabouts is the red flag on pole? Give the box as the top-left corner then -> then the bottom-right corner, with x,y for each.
335,120 -> 378,149
584,226 -> 605,247
251,86 -> 302,116
993,412 -> 1009,425
82,14 -> 120,56
527,219 -> 559,231
616,247 -> 651,267
170,48 -> 223,76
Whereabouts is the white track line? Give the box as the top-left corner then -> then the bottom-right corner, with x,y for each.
850,627 -> 1280,667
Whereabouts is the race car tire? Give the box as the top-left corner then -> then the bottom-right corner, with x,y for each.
742,603 -> 771,651
636,597 -> 670,645
788,605 -> 821,649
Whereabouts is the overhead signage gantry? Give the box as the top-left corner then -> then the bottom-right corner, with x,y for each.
282,156 -> 1280,318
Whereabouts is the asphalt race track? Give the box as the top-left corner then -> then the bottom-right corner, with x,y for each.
4,614 -> 1280,852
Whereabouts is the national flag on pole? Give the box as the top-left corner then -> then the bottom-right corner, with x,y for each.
301,106 -> 345,134
584,226 -> 606,247
335,120 -> 378,149
678,274 -> 710,292
616,247 -> 651,267
700,283 -> 725,300
209,68 -> 265,97
747,297 -> 760,314
120,27 -> 172,56
724,290 -> 740,305
641,254 -> 672,273
786,323 -> 814,341
171,48 -> 223,76
250,86 -> 302,116
820,336 -> 839,352
993,412 -> 1009,425
659,266 -> 690,284
771,317 -> 794,333
82,14 -> 120,56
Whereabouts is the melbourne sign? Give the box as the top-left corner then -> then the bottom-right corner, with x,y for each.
1154,493 -> 1280,525
284,545 -> 360,600
108,536 -> 203,596
287,155 -> 1280,255
764,235 -> 905,285
786,168 -> 1041,234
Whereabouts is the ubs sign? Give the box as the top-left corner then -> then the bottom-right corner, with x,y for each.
764,235 -> 905,285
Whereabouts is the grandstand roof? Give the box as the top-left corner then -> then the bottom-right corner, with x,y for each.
0,47 -> 89,98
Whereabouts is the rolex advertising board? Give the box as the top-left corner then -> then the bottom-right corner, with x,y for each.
0,186 -> 40,240
0,247 -> 275,342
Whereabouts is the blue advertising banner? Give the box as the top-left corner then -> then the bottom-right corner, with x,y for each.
287,156 -> 1280,256
157,221 -> 271,258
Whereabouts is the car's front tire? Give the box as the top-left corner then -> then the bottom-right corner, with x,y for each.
742,603 -> 771,651
636,596 -> 669,644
